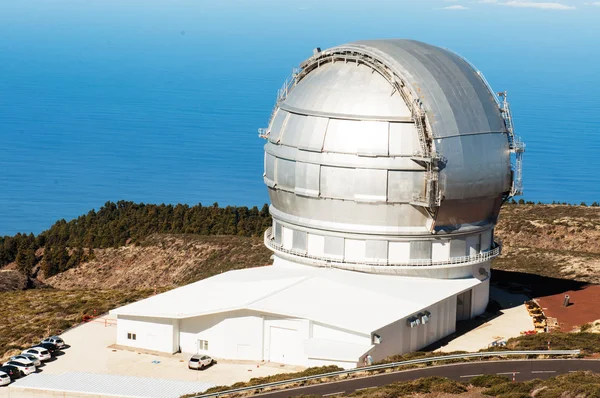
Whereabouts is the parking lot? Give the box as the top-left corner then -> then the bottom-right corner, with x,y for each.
1,314 -> 297,397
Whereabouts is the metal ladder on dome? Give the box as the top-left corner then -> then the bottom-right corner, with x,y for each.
498,91 -> 525,197
410,101 -> 444,210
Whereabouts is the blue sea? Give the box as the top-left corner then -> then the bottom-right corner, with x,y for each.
1,0 -> 599,236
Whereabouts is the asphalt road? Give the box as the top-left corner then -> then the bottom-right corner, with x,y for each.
255,359 -> 600,397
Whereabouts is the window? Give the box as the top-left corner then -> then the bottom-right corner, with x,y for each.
198,340 -> 209,350
127,333 -> 137,341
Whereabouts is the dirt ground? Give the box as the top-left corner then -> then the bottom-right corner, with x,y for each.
492,269 -> 600,332
536,284 -> 600,332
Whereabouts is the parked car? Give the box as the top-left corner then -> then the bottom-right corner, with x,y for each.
10,355 -> 40,367
188,354 -> 215,370
2,360 -> 35,376
41,336 -> 65,349
0,371 -> 10,386
0,365 -> 22,381
33,342 -> 59,356
22,347 -> 51,362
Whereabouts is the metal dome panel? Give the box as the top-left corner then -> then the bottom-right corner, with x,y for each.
260,39 -> 523,275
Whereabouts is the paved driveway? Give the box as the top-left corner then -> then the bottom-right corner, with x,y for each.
437,287 -> 535,352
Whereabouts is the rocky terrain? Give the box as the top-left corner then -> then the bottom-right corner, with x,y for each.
0,269 -> 30,292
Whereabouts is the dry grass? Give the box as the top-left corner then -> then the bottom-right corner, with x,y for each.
494,204 -> 600,283
45,234 -> 271,290
0,288 -> 153,361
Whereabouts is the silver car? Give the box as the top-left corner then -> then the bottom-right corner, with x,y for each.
2,360 -> 35,376
0,371 -> 10,386
22,347 -> 51,362
188,355 -> 215,370
41,336 -> 65,349
10,355 -> 40,367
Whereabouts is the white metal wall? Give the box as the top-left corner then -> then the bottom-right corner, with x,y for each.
365,292 -> 459,363
116,315 -> 177,353
311,323 -> 370,346
179,310 -> 264,360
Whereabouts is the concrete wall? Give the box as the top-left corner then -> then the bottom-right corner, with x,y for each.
470,260 -> 491,317
116,315 -> 177,353
365,293 -> 458,363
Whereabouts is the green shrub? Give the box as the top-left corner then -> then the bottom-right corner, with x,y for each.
484,380 -> 542,396
507,332 -> 600,355
203,365 -> 344,394
580,323 -> 592,332
469,374 -> 511,388
348,377 -> 466,397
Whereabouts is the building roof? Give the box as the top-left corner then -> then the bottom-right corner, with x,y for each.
111,264 -> 480,334
10,372 -> 214,398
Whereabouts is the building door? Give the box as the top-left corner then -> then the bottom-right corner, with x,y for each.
269,327 -> 295,363
456,290 -> 472,321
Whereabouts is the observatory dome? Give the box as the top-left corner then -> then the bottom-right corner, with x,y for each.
261,39 -> 523,285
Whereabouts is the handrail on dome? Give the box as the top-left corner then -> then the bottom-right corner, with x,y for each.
263,227 -> 501,269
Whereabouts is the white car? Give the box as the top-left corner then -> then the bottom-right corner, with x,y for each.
41,336 -> 65,349
10,355 -> 40,367
2,360 -> 35,376
0,371 -> 10,386
188,354 -> 215,370
22,347 -> 51,362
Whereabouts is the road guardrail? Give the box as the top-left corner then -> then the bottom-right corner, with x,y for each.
192,349 -> 580,397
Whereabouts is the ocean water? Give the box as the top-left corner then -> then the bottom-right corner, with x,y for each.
1,0 -> 599,235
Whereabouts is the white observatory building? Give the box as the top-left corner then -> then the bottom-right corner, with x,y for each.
111,40 -> 524,369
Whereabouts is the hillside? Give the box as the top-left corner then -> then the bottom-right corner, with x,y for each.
45,204 -> 600,290
4,203 -> 600,291
2,202 -> 600,360
494,204 -> 600,283
45,234 -> 271,290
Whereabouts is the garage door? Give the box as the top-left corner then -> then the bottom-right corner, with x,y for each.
269,327 -> 296,363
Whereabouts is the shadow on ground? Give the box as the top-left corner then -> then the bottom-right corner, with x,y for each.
492,269 -> 589,300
